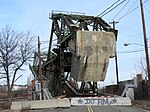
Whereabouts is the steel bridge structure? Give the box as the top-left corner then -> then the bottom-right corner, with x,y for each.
30,11 -> 118,97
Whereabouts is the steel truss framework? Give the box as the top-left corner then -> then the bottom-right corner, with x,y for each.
31,11 -> 118,97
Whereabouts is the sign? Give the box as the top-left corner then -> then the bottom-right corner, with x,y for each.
71,97 -> 131,106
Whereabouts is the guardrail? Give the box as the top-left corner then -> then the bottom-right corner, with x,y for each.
0,96 -> 28,103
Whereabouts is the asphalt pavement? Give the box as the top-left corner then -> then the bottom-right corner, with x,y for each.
31,106 -> 150,112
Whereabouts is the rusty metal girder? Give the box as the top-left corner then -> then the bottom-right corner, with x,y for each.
45,11 -> 118,96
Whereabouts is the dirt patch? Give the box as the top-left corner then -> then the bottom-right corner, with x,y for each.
132,100 -> 150,111
0,102 -> 9,110
0,92 -> 8,99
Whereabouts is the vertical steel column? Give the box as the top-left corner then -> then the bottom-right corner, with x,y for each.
47,21 -> 54,61
93,18 -> 98,31
93,82 -> 97,94
79,82 -> 85,93
59,17 -> 65,95
59,47 -> 65,95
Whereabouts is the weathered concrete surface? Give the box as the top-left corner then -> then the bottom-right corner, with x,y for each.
71,30 -> 116,81
11,98 -> 70,110
71,96 -> 131,106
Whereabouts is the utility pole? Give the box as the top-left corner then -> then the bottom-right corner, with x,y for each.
140,0 -> 150,80
109,21 -> 119,85
38,36 -> 44,100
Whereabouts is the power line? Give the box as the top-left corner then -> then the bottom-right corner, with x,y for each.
118,25 -> 143,38
117,0 -> 149,20
143,0 -> 150,3
112,0 -> 130,20
118,49 -> 144,53
100,0 -> 126,17
126,0 -> 138,13
117,0 -> 138,20
40,39 -> 57,44
118,44 -> 150,53
144,5 -> 150,15
97,0 -> 122,17
117,6 -> 139,20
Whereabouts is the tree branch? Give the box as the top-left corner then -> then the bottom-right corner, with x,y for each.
0,76 -> 7,79
0,25 -> 35,95
13,74 -> 23,84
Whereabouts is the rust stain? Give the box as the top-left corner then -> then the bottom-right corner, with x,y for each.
102,57 -> 107,74
71,31 -> 115,81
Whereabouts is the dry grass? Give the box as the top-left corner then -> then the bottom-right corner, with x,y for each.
0,92 -> 8,99
0,102 -> 10,110
20,106 -> 31,112
133,100 -> 150,111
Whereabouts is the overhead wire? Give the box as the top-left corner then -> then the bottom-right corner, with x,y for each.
112,0 -> 130,20
117,0 -> 149,21
118,25 -> 143,36
100,0 -> 127,17
118,43 -> 150,53
117,0 -> 138,20
117,49 -> 144,53
87,0 -> 127,25
143,0 -> 150,3
144,5 -> 150,15
97,0 -> 122,17
114,0 -> 150,44
126,0 -> 138,13
143,1 -> 150,38
117,6 -> 139,20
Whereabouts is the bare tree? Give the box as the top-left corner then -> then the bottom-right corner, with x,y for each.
136,56 -> 148,80
0,25 -> 35,102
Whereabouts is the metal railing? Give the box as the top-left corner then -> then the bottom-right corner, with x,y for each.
0,96 -> 28,103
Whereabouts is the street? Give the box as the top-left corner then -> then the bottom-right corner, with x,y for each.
31,106 -> 150,112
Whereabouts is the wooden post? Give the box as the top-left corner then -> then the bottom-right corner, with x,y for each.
109,21 -> 119,85
38,36 -> 44,100
140,0 -> 150,80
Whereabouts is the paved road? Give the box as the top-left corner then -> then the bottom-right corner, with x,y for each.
32,106 -> 150,112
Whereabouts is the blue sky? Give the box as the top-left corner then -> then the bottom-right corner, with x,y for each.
0,0 -> 150,85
